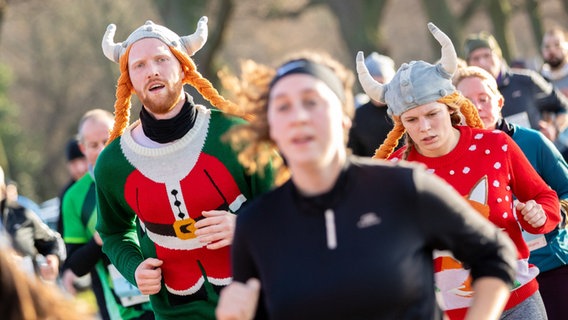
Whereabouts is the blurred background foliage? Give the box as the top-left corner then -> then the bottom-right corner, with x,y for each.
0,0 -> 566,202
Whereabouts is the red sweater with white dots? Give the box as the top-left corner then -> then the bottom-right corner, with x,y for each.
390,126 -> 560,319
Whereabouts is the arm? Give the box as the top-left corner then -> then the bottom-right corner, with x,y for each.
61,180 -> 103,277
94,157 -> 145,286
414,168 -> 516,306
27,211 -> 63,281
507,134 -> 561,233
465,278 -> 510,320
531,71 -> 568,132
554,113 -> 568,134
532,130 -> 568,201
28,209 -> 64,259
216,278 -> 261,320
63,239 -> 102,276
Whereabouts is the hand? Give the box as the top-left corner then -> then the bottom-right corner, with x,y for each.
194,210 -> 236,250
62,268 -> 78,295
216,278 -> 261,320
515,199 -> 547,228
38,254 -> 59,282
134,258 -> 163,295
538,120 -> 557,142
93,232 -> 103,246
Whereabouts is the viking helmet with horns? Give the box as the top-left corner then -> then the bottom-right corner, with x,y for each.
356,23 -> 458,117
102,16 -> 209,63
100,16 -> 246,145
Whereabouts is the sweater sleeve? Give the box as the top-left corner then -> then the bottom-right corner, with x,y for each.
63,239 -> 103,276
506,133 -> 561,233
231,196 -> 270,319
27,209 -> 65,260
94,151 -> 144,287
413,168 -> 517,285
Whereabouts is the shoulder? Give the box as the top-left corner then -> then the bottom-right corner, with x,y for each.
513,125 -> 563,157
509,68 -> 552,89
470,127 -> 509,142
64,174 -> 92,201
388,145 -> 407,161
512,125 -> 548,143
353,102 -> 376,116
206,106 -> 247,126
236,181 -> 292,226
97,138 -> 122,165
349,156 -> 426,188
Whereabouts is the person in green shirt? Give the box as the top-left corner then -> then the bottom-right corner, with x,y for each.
61,108 -> 154,320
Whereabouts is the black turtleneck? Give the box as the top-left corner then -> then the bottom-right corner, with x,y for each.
139,93 -> 197,144
494,118 -> 515,137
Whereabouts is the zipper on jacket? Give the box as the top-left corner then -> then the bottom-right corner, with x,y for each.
324,209 -> 337,250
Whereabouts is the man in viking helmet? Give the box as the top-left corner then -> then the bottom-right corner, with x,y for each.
95,18 -> 274,319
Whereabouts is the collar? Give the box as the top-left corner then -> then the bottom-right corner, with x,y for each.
139,92 -> 197,144
495,118 -> 515,137
291,158 -> 352,215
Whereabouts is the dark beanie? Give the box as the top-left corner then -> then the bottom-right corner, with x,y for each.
65,138 -> 84,161
463,32 -> 502,60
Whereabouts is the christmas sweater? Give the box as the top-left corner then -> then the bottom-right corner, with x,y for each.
389,126 -> 560,320
95,104 -> 274,320
63,173 -> 152,319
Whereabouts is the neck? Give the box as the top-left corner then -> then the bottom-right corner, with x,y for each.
289,149 -> 346,196
139,93 -> 197,144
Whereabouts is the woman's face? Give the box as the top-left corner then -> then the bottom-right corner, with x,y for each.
400,101 -> 456,157
456,76 -> 502,130
267,73 -> 347,168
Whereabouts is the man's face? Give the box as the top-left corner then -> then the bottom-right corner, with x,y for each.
78,118 -> 112,168
128,38 -> 185,116
542,32 -> 567,69
467,47 -> 502,79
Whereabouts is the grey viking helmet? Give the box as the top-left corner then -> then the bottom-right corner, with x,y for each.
356,23 -> 458,116
102,16 -> 209,63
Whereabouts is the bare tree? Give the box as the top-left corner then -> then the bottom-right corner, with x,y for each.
0,0 -> 158,199
153,0 -> 234,94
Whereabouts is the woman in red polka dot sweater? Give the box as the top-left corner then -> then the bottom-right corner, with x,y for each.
357,23 -> 561,320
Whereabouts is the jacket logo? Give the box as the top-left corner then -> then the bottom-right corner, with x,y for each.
357,212 -> 381,228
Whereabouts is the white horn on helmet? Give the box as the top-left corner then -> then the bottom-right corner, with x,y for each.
101,24 -> 123,63
180,16 -> 209,57
356,51 -> 385,104
427,22 -> 457,75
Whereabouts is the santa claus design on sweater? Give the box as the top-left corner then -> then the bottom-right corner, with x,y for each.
434,177 -> 489,307
120,108 -> 247,296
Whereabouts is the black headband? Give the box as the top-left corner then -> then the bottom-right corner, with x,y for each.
270,59 -> 345,102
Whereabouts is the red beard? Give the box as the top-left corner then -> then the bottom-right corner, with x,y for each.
140,80 -> 185,115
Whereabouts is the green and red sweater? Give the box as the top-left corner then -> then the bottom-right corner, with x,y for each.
95,104 -> 274,320
390,126 -> 560,319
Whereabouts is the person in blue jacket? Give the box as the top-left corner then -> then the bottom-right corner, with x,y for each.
454,65 -> 568,320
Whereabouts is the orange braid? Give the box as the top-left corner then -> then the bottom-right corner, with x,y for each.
107,46 -> 134,145
372,92 -> 484,160
373,118 -> 406,160
106,45 -> 251,145
170,47 -> 251,121
437,91 -> 484,129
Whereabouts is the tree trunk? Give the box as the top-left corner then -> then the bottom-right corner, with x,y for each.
487,0 -> 514,62
525,0 -> 544,49
420,0 -> 463,57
